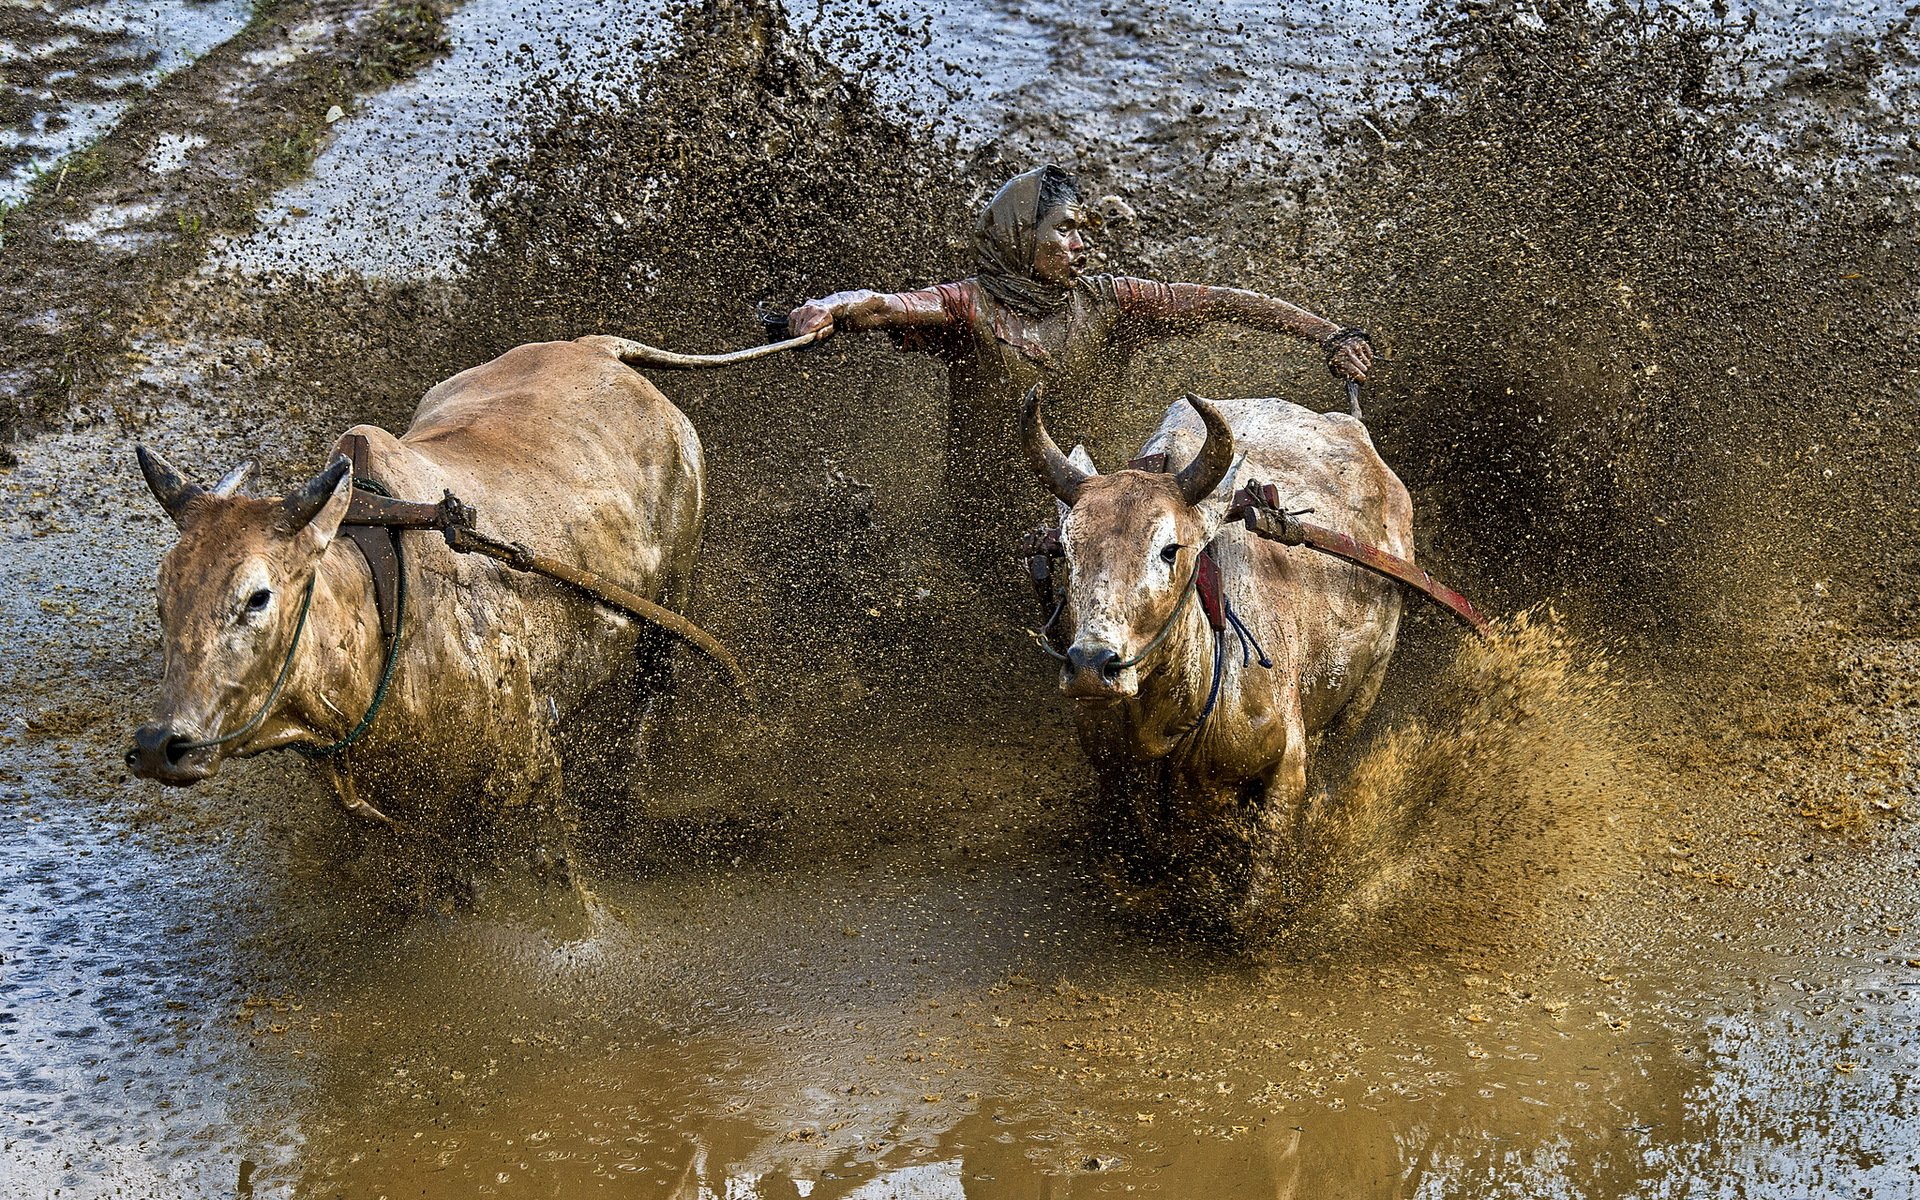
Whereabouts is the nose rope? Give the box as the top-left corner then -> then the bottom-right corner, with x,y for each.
1027,567 -> 1201,671
1108,569 -> 1201,671
1028,595 -> 1069,661
167,476 -> 410,761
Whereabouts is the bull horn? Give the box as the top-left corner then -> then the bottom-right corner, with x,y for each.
277,455 -> 351,533
1174,394 -> 1236,506
135,445 -> 205,524
211,459 -> 255,498
1020,384 -> 1092,504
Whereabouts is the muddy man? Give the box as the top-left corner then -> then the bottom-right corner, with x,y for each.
788,164 -> 1373,571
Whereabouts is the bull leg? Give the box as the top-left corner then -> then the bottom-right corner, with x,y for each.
1088,756 -> 1176,919
1182,697 -> 1311,948
319,758 -> 396,828
1238,707 -> 1313,942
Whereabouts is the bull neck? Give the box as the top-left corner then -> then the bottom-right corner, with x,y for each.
275,543 -> 387,751
1110,572 -> 1220,759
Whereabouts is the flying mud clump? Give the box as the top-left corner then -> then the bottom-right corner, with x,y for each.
1329,0 -> 1918,640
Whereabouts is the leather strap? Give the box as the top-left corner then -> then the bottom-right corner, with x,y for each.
334,433 -> 404,644
1195,546 -> 1227,632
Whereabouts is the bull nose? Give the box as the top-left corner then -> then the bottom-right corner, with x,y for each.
1067,644 -> 1120,679
1063,643 -> 1130,701
126,724 -> 199,781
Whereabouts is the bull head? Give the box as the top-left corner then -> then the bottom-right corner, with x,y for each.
127,451 -> 354,785
1020,386 -> 1236,508
1025,390 -> 1241,703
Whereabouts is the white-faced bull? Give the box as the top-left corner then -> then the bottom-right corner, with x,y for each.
1022,386 -> 1416,942
126,336 -> 728,869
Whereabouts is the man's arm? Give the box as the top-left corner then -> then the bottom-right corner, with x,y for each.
1113,278 -> 1374,381
788,287 -> 957,338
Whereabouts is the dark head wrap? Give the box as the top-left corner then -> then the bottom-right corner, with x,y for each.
975,165 -> 1082,318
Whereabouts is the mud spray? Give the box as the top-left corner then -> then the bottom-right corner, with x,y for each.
3,0 -> 1917,1192
96,0 -> 1915,938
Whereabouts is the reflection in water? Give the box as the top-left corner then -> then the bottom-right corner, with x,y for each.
254,849 -> 1915,1198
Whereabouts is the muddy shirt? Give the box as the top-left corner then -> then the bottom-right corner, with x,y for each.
880,274 -> 1241,550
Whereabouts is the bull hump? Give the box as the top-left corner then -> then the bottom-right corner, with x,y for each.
1147,398 -> 1370,469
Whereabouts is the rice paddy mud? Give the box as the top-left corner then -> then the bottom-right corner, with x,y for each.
1,0 -> 1916,1196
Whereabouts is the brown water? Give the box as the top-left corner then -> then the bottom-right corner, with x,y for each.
3,0 -> 1918,1195
3,418 -> 1914,1196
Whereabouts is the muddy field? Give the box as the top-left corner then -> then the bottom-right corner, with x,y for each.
1,0 -> 1917,1196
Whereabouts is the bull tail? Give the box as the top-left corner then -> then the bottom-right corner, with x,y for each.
594,330 -> 822,372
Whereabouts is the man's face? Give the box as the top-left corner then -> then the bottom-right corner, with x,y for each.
1032,204 -> 1090,284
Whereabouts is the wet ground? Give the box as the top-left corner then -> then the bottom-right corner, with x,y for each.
3,0 -> 1918,1196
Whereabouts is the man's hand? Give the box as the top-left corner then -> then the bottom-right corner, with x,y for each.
788,301 -> 837,340
1321,327 -> 1373,383
1330,340 -> 1371,382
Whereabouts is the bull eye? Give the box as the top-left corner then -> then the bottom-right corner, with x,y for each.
1160,543 -> 1183,565
245,588 -> 272,614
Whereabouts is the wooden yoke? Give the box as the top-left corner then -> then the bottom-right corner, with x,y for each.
1230,481 -> 1490,635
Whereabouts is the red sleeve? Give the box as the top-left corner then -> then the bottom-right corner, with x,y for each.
887,281 -> 976,361
1111,277 -> 1219,330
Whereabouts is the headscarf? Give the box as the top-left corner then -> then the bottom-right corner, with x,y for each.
975,165 -> 1080,318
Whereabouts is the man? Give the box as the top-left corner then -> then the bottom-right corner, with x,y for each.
788,163 -> 1373,570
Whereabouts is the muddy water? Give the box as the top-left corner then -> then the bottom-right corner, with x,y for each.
4,0 -> 1920,1196
3,415 -> 1914,1195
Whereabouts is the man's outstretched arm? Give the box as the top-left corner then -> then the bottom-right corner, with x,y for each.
1114,278 -> 1374,381
788,287 -> 957,338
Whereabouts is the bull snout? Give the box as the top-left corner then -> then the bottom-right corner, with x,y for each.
125,724 -> 213,786
1063,642 -> 1135,701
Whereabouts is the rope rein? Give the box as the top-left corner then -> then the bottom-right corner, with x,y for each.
168,575 -> 318,754
1025,547 -> 1236,744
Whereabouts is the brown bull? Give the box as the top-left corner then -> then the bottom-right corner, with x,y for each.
1024,388 -> 1413,941
126,336 -> 711,849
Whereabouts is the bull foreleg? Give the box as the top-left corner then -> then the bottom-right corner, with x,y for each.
1182,698 -> 1311,947
1234,703 -> 1312,941
319,758 -> 397,828
632,623 -> 677,762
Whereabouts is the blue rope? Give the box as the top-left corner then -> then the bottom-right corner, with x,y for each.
1223,594 -> 1272,669
1198,624 -> 1225,721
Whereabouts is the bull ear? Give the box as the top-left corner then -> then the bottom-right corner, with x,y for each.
136,445 -> 206,527
211,460 -> 255,498
1021,384 -> 1093,504
277,455 -> 352,540
1174,395 -> 1235,506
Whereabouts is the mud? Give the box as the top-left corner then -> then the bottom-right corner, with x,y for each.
1,0 -> 1917,1195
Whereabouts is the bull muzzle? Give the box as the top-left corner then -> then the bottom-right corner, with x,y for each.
1062,642 -> 1135,701
125,723 -> 215,786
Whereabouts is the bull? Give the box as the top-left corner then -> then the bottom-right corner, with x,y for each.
125,336 -> 713,873
1022,387 -> 1414,942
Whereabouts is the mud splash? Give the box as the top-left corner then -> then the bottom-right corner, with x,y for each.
1274,609 -> 1639,954
1,0 -> 1917,1194
1327,0 -> 1920,633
